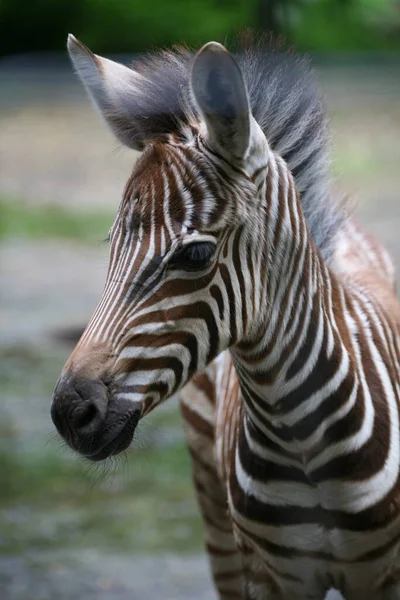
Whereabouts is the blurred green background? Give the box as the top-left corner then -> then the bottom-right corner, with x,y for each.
0,1 -> 399,599
1,0 -> 400,55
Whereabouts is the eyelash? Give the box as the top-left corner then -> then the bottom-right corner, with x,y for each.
169,241 -> 216,271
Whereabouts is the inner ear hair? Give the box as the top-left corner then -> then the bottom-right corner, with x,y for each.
190,42 -> 251,160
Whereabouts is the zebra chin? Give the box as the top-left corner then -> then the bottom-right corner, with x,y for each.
51,372 -> 143,461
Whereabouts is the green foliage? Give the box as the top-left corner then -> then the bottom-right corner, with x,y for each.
77,0 -> 249,53
357,0 -> 400,27
0,0 -> 399,56
0,0 -> 249,55
291,0 -> 400,52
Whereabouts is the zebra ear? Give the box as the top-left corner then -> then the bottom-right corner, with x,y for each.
190,42 -> 251,160
67,34 -> 146,150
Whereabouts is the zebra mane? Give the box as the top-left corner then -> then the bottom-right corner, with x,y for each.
125,34 -> 346,262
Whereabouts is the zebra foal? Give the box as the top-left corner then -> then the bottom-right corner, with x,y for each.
51,33 -> 400,599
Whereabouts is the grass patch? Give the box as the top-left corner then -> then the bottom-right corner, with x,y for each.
0,344 -> 67,399
0,344 -> 202,555
0,441 -> 200,551
0,197 -> 114,243
0,437 -> 202,555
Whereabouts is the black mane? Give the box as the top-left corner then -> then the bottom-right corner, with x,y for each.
122,34 -> 346,262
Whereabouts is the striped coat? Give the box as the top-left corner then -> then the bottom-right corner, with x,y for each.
182,214 -> 400,599
52,33 -> 400,600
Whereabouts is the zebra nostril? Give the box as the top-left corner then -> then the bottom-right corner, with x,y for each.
71,401 -> 103,435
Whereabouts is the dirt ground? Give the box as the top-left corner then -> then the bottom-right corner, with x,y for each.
0,56 -> 399,600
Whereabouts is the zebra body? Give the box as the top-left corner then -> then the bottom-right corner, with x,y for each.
181,199 -> 400,599
51,33 -> 400,599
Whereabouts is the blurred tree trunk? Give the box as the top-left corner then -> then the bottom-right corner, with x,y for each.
256,0 -> 284,34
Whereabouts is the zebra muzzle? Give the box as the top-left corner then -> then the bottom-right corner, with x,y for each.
51,372 -> 140,461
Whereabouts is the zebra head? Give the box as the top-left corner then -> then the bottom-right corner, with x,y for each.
51,35 -> 270,460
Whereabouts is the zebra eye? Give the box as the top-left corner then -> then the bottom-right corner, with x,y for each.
169,242 -> 216,271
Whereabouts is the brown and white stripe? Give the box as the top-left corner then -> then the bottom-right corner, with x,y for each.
56,33 -> 400,599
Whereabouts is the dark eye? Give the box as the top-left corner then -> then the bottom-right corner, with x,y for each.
169,242 -> 216,271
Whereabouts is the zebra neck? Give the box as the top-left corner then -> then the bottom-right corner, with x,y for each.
231,154 -> 350,453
